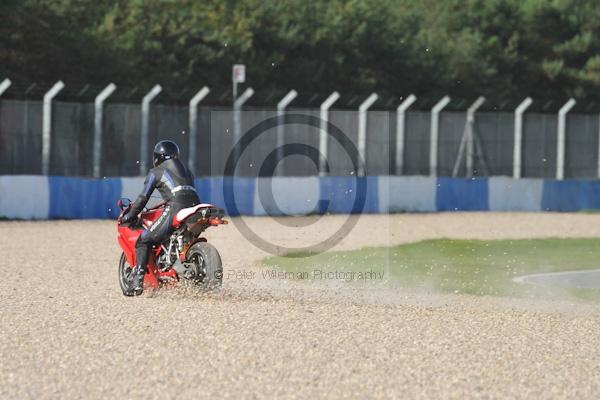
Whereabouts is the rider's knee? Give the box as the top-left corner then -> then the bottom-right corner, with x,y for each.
136,231 -> 153,247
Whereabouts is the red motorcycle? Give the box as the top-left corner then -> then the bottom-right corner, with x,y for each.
116,198 -> 226,296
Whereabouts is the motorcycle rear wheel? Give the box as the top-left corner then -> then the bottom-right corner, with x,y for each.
118,252 -> 136,296
187,242 -> 223,289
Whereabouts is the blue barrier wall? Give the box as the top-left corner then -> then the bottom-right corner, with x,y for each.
48,177 -> 122,219
319,176 -> 379,214
197,177 -> 255,217
3,175 -> 600,219
436,178 -> 489,211
541,180 -> 600,211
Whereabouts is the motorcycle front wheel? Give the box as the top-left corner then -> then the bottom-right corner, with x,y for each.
118,252 -> 136,296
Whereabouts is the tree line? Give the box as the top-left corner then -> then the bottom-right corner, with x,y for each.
1,0 -> 600,109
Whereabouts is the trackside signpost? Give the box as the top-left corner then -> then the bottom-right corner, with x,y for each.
232,64 -> 246,101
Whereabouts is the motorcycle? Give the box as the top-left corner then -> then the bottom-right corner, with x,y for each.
116,198 -> 226,296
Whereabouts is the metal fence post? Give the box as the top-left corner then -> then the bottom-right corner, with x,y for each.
395,94 -> 416,175
188,86 -> 210,174
0,79 -> 10,139
0,79 -> 11,96
93,83 -> 117,178
556,98 -> 576,180
429,95 -> 451,177
319,91 -> 340,176
452,96 -> 486,177
233,88 -> 255,171
357,93 -> 378,176
140,84 -> 162,175
465,96 -> 486,178
42,81 -> 65,175
276,90 -> 298,176
513,97 -> 533,179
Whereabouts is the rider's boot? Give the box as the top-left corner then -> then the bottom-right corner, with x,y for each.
132,265 -> 145,295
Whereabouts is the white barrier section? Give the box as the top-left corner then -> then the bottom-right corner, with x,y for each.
488,176 -> 543,211
377,176 -> 437,212
0,176 -> 49,219
253,177 -> 320,216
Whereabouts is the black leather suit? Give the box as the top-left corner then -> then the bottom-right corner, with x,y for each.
128,159 -> 200,268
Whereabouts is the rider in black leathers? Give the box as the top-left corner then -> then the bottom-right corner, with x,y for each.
121,140 -> 200,295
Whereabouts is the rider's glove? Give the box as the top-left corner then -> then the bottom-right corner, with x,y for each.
121,212 -> 136,224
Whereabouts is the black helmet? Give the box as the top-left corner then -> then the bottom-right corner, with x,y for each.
153,140 -> 180,167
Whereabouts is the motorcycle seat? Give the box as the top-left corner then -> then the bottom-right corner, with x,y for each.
174,204 -> 215,225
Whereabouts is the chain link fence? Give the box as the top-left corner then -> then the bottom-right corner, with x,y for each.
0,99 -> 598,178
